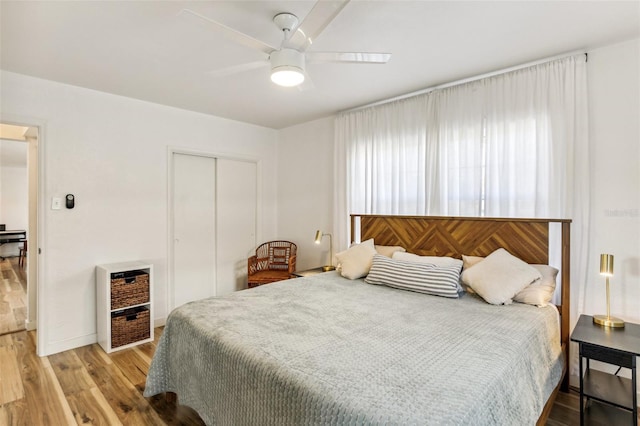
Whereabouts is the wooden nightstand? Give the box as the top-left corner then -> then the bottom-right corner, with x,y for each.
570,314 -> 639,425
292,267 -> 326,278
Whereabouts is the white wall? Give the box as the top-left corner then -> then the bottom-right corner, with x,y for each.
585,38 -> 640,323
582,38 -> 640,394
0,71 -> 279,355
0,142 -> 28,257
277,117 -> 335,270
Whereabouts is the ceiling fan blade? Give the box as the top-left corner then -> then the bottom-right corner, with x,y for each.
180,9 -> 276,55
306,52 -> 392,64
285,0 -> 350,51
297,72 -> 316,91
207,61 -> 269,78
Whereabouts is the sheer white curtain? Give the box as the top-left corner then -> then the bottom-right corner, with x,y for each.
337,56 -> 587,221
334,56 -> 589,366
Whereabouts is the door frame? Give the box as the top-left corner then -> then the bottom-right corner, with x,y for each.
166,147 -> 262,315
1,114 -> 47,355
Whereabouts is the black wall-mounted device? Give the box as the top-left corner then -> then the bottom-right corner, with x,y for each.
66,194 -> 75,209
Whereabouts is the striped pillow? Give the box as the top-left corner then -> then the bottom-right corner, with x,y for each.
365,254 -> 461,298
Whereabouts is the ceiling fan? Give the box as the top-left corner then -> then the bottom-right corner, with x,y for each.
180,0 -> 391,88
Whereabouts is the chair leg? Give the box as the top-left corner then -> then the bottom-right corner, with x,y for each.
18,240 -> 27,268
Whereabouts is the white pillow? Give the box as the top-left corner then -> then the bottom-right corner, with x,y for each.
461,248 -> 542,305
375,245 -> 406,258
513,264 -> 558,307
462,255 -> 484,270
335,238 -> 377,279
460,255 -> 484,294
462,254 -> 558,306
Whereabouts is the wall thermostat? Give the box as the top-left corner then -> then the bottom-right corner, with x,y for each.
66,194 -> 75,209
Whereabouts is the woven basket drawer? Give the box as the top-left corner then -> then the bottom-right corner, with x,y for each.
111,306 -> 150,348
110,270 -> 149,310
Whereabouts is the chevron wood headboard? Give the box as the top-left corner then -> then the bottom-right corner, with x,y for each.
350,214 -> 572,392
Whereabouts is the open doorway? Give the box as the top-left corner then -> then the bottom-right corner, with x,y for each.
0,123 -> 38,336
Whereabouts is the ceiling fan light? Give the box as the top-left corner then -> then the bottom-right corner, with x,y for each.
270,48 -> 305,87
271,66 -> 305,87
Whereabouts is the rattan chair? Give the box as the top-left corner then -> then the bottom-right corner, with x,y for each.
247,241 -> 297,288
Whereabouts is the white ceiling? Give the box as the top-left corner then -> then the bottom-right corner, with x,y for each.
1,1 -> 639,129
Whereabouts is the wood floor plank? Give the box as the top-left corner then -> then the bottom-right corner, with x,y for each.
5,290 -> 25,307
49,349 -> 98,395
12,307 -> 26,329
110,348 -> 151,389
8,278 -> 21,293
0,397 -> 32,426
10,330 -> 74,425
0,345 -> 24,404
0,333 -> 14,349
0,313 -> 19,335
0,258 -> 27,335
0,300 -> 10,315
64,387 -> 124,425
133,342 -> 155,366
40,356 -> 77,424
48,345 -> 124,425
75,343 -> 166,425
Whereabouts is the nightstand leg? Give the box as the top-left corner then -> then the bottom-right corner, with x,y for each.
633,356 -> 637,426
579,350 -> 584,426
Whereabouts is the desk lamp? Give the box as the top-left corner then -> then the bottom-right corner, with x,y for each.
593,253 -> 625,328
314,230 -> 335,272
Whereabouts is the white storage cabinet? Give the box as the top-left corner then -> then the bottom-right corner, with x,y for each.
96,261 -> 154,353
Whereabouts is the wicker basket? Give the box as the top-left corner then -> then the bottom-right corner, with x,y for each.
110,270 -> 149,310
111,306 -> 150,348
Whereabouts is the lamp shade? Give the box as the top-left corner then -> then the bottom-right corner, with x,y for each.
600,254 -> 614,276
314,230 -> 323,244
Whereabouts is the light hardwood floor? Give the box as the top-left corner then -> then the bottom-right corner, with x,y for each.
0,254 -> 633,425
0,257 -> 27,336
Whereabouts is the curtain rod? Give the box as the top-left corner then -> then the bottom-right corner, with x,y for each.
342,49 -> 587,114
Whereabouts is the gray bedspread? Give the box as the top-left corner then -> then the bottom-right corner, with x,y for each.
144,271 -> 563,425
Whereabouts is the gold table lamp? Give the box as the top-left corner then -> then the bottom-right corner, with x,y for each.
593,253 -> 625,328
314,230 -> 335,272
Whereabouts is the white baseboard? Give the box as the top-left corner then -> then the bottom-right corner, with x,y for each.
39,318 -> 166,357
42,333 -> 97,357
25,319 -> 37,331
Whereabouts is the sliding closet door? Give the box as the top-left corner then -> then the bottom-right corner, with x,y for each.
216,159 -> 257,296
172,153 -> 217,308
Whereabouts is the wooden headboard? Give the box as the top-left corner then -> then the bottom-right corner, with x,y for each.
350,214 -> 571,391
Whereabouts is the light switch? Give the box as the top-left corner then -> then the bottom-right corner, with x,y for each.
51,197 -> 62,210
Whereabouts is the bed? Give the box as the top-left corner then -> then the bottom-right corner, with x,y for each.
144,215 -> 571,425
